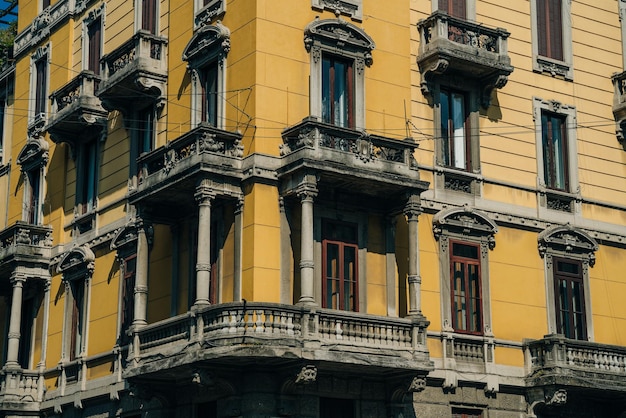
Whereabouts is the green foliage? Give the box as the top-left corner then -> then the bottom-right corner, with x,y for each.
0,20 -> 16,70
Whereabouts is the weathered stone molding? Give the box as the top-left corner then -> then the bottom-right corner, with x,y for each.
311,0 -> 363,21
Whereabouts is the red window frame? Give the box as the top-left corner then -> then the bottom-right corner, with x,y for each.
69,280 -> 85,361
553,258 -> 587,340
450,240 -> 482,335
452,408 -> 483,418
322,220 -> 358,312
438,0 -> 467,19
537,0 -> 564,61
87,17 -> 102,75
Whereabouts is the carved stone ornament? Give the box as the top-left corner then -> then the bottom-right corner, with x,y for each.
312,0 -> 362,20
182,20 -> 230,69
195,0 -> 226,28
17,135 -> 50,171
110,222 -> 139,252
432,205 -> 498,246
304,17 -> 375,62
408,377 -> 426,392
537,223 -> 599,266
545,389 -> 567,407
295,365 -> 317,384
57,245 -> 96,278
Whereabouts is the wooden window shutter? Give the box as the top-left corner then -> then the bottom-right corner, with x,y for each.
549,0 -> 563,60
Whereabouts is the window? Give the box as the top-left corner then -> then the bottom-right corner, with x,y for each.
438,0 -> 466,18
440,89 -> 470,171
130,106 -> 155,186
450,241 -> 481,334
24,169 -> 42,224
34,58 -> 47,118
536,0 -> 563,61
141,0 -> 157,34
86,16 -> 102,75
322,220 -> 358,312
0,100 -> 5,160
182,22 -> 230,129
322,55 -> 354,128
120,253 -> 136,344
42,0 -> 50,10
541,111 -> 568,191
433,207 -> 496,336
18,297 -> 36,369
76,140 -> 99,215
533,98 -> 578,212
538,225 -> 597,341
69,279 -> 85,361
58,246 -> 94,362
304,18 -> 374,130
553,258 -> 586,340
199,63 -> 218,126
320,398 -> 355,418
531,0 -> 573,79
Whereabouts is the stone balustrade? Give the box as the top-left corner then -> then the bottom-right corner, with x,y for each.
137,123 -> 244,182
0,368 -> 44,403
0,222 -> 52,268
128,302 -> 432,376
524,334 -> 626,391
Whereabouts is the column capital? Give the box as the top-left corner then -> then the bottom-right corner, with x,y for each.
235,196 -> 244,215
195,184 -> 216,205
296,183 -> 318,202
10,273 -> 26,286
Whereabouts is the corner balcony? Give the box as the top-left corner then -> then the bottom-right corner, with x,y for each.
0,368 -> 44,412
47,71 -> 107,145
0,222 -> 52,288
524,334 -> 626,397
279,118 -> 428,204
125,302 -> 432,383
416,11 -> 513,106
611,71 -> 626,148
129,123 -> 244,218
97,30 -> 168,112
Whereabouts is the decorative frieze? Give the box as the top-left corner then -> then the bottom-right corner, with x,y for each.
311,0 -> 362,20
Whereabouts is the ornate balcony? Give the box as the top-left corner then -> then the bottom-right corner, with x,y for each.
130,123 -> 244,218
524,334 -> 626,413
125,302 -> 432,383
611,71 -> 626,148
279,118 -> 428,205
47,71 -> 107,145
97,30 -> 168,112
416,11 -> 513,107
0,368 -> 44,412
0,222 -> 52,288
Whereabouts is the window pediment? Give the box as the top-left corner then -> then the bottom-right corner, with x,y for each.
538,224 -> 598,265
111,222 -> 139,252
182,21 -> 230,68
17,136 -> 49,171
304,18 -> 375,60
433,206 -> 498,244
58,245 -> 95,278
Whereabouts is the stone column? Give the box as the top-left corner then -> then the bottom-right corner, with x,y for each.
404,195 -> 422,316
194,182 -> 215,306
38,279 -> 51,370
133,219 -> 150,327
233,197 -> 244,302
5,274 -> 26,367
297,183 -> 317,306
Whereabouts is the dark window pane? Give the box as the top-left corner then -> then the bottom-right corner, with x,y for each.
321,55 -> 354,128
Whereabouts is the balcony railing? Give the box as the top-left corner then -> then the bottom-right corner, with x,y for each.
127,302 -> 432,376
611,71 -> 626,147
0,368 -> 44,403
47,71 -> 107,143
416,11 -> 513,105
0,222 -> 52,262
98,30 -> 168,110
137,123 -> 243,182
524,334 -> 626,391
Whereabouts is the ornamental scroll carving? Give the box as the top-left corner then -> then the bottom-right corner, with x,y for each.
537,224 -> 598,266
432,206 -> 498,249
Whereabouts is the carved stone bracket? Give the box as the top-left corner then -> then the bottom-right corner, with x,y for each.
407,376 -> 426,393
295,365 -> 317,384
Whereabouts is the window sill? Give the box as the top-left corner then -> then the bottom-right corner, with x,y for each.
73,210 -> 96,234
534,56 -> 573,80
539,188 -> 579,214
435,166 -> 482,195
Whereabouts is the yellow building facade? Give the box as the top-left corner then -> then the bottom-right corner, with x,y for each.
0,0 -> 625,417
